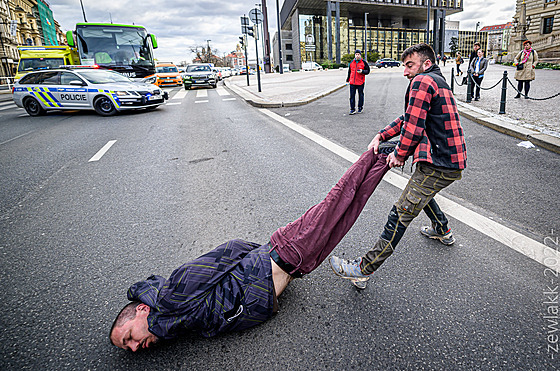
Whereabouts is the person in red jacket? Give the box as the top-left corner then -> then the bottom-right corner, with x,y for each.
331,43 -> 467,288
346,49 -> 370,115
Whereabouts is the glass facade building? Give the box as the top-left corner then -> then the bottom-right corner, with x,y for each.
280,0 -> 463,68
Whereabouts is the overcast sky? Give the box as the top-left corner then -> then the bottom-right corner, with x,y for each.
50,0 -> 516,64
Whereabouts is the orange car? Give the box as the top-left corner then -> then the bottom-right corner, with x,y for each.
148,63 -> 182,87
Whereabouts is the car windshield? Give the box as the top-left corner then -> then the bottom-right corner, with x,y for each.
156,66 -> 178,73
187,65 -> 210,72
18,58 -> 64,72
77,69 -> 132,84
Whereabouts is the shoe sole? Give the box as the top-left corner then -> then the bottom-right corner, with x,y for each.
420,229 -> 456,245
329,258 -> 370,282
351,279 -> 368,290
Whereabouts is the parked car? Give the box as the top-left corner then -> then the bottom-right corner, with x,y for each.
183,64 -> 217,89
375,58 -> 401,68
12,67 -> 168,116
301,61 -> 323,71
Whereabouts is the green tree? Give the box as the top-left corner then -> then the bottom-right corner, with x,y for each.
341,53 -> 354,64
449,36 -> 459,56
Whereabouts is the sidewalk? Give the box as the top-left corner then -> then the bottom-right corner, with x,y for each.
224,67 -> 560,154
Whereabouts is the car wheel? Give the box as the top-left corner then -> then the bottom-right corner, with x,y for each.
23,97 -> 46,116
184,85 -> 190,90
94,96 -> 117,116
384,65 -> 388,68
212,83 -> 217,88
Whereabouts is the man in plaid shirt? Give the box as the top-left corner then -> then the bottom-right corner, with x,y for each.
330,43 -> 467,288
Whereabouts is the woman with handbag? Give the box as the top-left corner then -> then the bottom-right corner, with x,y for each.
468,49 -> 488,101
513,40 -> 539,99
455,52 -> 464,76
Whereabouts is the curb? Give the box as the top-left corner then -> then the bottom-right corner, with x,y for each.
456,102 -> 560,154
223,79 -> 346,108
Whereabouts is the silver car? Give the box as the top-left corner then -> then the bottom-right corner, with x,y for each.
12,67 -> 169,116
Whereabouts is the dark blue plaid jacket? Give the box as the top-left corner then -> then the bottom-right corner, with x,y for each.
127,239 -> 275,339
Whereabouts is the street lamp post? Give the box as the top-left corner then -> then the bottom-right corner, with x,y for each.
364,13 -> 368,61
275,0 -> 283,74
474,21 -> 480,43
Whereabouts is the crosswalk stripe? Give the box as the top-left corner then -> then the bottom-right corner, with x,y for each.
222,98 -> 236,101
172,90 -> 188,99
0,104 -> 16,111
195,100 -> 208,103
0,100 -> 15,107
216,87 -> 230,96
196,90 -> 208,98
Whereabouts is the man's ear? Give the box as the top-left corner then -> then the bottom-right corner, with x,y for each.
136,303 -> 151,313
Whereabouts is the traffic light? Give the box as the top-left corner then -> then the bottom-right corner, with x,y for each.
247,26 -> 254,38
239,36 -> 244,47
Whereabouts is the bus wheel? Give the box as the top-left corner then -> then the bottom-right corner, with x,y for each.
94,96 -> 117,116
23,97 -> 46,116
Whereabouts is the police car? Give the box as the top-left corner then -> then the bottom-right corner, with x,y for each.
12,67 -> 169,116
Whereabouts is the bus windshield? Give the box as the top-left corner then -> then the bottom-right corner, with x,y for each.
76,25 -> 154,68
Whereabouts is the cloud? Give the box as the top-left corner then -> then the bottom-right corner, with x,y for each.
50,0 -> 278,63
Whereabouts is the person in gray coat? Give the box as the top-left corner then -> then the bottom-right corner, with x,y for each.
468,49 -> 488,101
514,40 -> 539,99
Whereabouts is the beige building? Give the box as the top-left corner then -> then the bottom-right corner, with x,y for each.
508,0 -> 560,63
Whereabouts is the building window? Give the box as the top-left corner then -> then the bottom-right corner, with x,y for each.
286,55 -> 293,61
286,43 -> 292,50
543,16 -> 554,34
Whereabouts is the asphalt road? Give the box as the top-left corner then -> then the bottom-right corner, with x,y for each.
0,79 -> 559,370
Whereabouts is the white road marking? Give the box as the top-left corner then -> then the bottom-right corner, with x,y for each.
222,98 -> 236,101
0,130 -> 35,146
195,100 -> 208,103
172,90 -> 188,99
88,140 -> 116,162
216,87 -> 230,96
259,108 -> 560,273
196,90 -> 208,98
0,100 -> 15,107
0,104 -> 16,111
166,102 -> 182,105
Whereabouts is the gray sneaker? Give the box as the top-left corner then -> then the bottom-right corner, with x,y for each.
351,279 -> 369,290
329,256 -> 370,281
420,226 -> 456,245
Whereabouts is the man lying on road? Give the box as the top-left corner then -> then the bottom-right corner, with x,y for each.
110,144 -> 396,351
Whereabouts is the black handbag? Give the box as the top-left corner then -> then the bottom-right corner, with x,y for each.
516,62 -> 524,71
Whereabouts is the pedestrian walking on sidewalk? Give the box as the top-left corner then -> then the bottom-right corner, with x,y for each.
330,43 -> 467,287
442,54 -> 447,66
346,49 -> 370,115
468,49 -> 488,101
468,42 -> 481,98
455,52 -> 464,75
514,40 -> 539,99
110,147 -> 393,351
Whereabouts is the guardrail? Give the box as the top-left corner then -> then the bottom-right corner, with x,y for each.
0,76 -> 15,91
451,68 -> 560,114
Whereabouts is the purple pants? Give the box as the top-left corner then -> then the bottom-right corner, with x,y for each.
270,149 -> 389,276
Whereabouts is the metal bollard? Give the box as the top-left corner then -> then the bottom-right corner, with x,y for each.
451,68 -> 454,94
466,73 -> 472,103
499,71 -> 508,114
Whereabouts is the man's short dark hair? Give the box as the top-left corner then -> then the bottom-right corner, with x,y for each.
401,43 -> 436,64
109,301 -> 142,345
474,42 -> 481,47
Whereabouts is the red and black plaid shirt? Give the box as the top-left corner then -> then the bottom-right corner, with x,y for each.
379,65 -> 467,170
